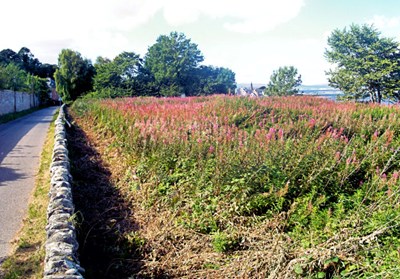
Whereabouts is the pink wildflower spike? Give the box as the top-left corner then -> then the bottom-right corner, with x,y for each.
278,129 -> 284,141
335,151 -> 341,161
392,171 -> 399,181
208,145 -> 215,153
309,118 -> 316,128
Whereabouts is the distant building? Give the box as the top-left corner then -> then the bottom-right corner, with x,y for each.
236,85 -> 266,97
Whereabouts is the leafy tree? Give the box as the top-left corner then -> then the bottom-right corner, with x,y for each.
144,32 -> 204,96
0,63 -> 28,91
93,52 -> 150,97
325,24 -> 400,103
0,49 -> 19,66
18,47 -> 41,74
192,66 -> 236,95
54,49 -> 95,102
0,47 -> 56,78
265,66 -> 302,96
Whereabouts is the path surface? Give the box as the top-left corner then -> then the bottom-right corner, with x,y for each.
0,106 -> 58,263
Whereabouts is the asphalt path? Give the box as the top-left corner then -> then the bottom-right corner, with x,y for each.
0,106 -> 58,264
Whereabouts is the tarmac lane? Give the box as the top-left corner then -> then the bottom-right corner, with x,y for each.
0,106 -> 58,264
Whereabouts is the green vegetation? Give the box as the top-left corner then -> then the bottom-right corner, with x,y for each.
91,32 -> 236,98
265,65 -> 302,96
71,95 -> 400,277
0,47 -> 55,104
325,24 -> 400,103
0,47 -> 56,79
54,49 -> 95,103
144,31 -> 204,96
0,112 -> 56,278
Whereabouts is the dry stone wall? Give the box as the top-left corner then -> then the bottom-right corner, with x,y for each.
44,105 -> 84,279
0,90 -> 39,115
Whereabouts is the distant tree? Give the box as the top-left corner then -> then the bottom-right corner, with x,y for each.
192,66 -> 236,95
35,63 -> 57,79
93,52 -> 149,97
26,74 -> 50,104
0,63 -> 28,91
0,47 -> 57,78
325,24 -> 400,103
54,49 -> 95,102
265,66 -> 302,96
0,49 -> 20,66
18,47 -> 41,74
144,32 -> 204,96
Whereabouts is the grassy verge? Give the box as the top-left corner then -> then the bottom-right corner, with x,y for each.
0,107 -> 45,124
0,111 -> 57,279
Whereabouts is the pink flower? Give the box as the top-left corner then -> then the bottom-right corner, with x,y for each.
309,118 -> 316,128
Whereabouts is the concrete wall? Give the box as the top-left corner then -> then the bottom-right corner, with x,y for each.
0,90 -> 39,116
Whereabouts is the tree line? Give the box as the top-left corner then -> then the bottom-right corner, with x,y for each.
56,32 -> 237,102
0,47 -> 56,104
261,24 -> 400,103
2,24 -> 399,104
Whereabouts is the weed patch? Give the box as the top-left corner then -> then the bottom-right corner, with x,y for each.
70,96 -> 400,278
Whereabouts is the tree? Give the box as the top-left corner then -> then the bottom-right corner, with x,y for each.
0,63 -> 28,91
144,32 -> 204,96
325,24 -> 400,103
192,66 -> 236,95
0,49 -> 20,66
54,49 -> 95,102
265,66 -> 302,96
0,47 -> 57,78
93,52 -> 149,97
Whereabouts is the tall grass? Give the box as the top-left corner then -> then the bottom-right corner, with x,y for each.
72,96 -> 400,277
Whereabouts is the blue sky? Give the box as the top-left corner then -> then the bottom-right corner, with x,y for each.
1,0 -> 399,85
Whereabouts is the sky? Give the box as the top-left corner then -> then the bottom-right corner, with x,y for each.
1,0 -> 400,85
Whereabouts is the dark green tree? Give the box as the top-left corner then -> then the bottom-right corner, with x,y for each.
0,63 -> 28,91
93,52 -> 149,97
192,66 -> 236,95
265,66 -> 302,96
54,49 -> 95,102
325,24 -> 400,103
18,47 -> 41,74
0,47 -> 57,78
144,32 -> 204,96
0,49 -> 20,66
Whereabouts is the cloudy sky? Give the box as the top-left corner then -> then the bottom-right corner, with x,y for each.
1,0 -> 399,85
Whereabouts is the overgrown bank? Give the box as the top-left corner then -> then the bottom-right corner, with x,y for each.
70,96 -> 400,278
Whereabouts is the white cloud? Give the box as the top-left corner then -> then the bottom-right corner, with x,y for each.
160,0 -> 305,33
367,15 -> 400,40
368,15 -> 400,29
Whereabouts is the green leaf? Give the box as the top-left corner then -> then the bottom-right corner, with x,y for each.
294,264 -> 303,275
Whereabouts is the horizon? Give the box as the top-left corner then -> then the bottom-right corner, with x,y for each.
1,0 -> 399,85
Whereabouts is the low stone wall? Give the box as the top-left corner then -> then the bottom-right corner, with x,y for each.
0,90 -> 39,116
44,105 -> 84,279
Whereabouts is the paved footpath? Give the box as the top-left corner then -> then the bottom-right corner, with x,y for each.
0,106 -> 58,264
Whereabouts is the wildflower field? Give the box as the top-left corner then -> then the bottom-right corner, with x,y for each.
71,96 -> 400,278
